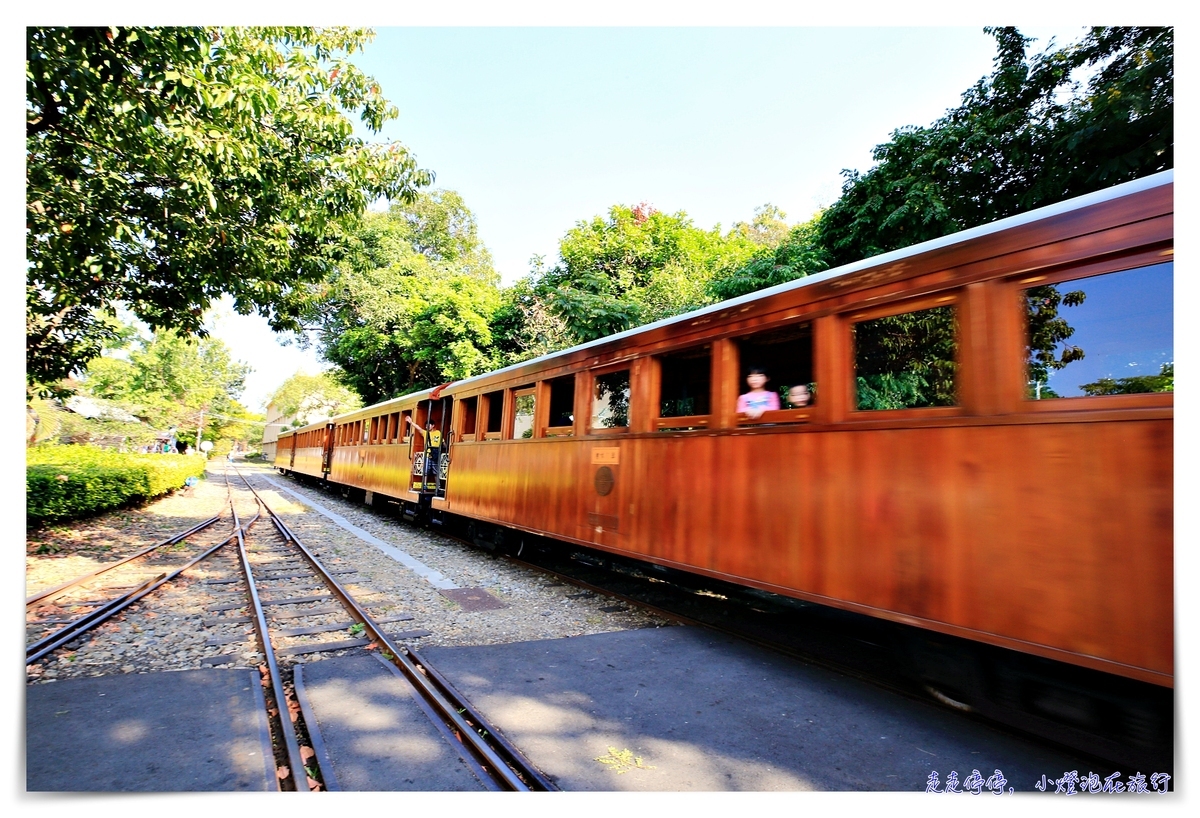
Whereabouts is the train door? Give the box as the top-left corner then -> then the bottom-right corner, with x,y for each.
321,422 -> 335,474
408,398 -> 452,496
288,433 -> 296,468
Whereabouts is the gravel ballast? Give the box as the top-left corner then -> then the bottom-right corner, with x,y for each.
26,461 -> 672,684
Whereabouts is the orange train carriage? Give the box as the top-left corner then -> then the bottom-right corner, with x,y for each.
276,172 -> 1173,698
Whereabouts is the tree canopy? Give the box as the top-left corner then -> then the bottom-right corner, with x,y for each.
266,371 -> 361,428
816,26 -> 1172,267
26,26 -> 432,392
536,203 -> 761,342
302,192 -> 505,405
42,327 -> 258,449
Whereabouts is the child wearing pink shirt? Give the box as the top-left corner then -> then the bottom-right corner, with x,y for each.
736,368 -> 780,418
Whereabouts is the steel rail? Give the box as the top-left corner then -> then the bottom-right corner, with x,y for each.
231,498 -> 310,792
402,645 -> 558,791
232,466 -> 551,791
26,515 -> 223,607
268,510 -> 538,790
25,521 -> 241,664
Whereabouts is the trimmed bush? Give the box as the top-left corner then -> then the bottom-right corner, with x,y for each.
27,445 -> 207,523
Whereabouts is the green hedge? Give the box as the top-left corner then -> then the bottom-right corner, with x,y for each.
27,446 -> 207,523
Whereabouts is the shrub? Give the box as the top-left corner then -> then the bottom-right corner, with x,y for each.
26,445 -> 207,523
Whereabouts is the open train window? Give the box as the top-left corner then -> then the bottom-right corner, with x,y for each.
736,321 -> 815,424
658,344 -> 711,430
512,387 -> 536,439
545,375 -> 575,436
459,397 -> 477,440
590,367 -> 630,433
387,412 -> 400,443
399,410 -> 412,443
851,298 -> 958,411
1023,261 -> 1173,401
483,390 -> 503,439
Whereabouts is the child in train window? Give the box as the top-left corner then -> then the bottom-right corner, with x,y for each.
787,384 -> 812,408
737,367 -> 780,419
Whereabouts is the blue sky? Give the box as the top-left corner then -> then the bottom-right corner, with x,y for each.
212,25 -> 1089,411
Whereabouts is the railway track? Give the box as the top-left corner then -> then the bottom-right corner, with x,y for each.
25,464 -> 555,792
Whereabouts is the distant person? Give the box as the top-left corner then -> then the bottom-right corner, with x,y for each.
737,367 -> 780,419
787,384 -> 812,408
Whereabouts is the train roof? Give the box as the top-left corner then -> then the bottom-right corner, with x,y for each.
281,169 -> 1172,435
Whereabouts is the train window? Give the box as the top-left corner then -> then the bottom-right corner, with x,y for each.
513,388 -> 536,439
1024,261 -> 1173,400
591,368 -> 630,432
369,416 -> 380,444
484,391 -> 503,436
388,412 -> 400,442
459,397 -> 478,439
736,322 -> 815,422
359,420 -> 367,444
852,303 -> 958,410
658,345 -> 711,429
400,410 -> 412,442
545,375 -> 575,435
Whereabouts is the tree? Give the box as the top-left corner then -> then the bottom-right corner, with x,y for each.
27,26 -> 433,391
303,194 -> 504,404
1025,284 -> 1087,395
708,213 -> 828,301
79,328 -> 253,446
489,267 -> 573,366
538,203 -> 759,342
816,26 -> 1172,267
729,204 -> 793,248
267,372 -> 361,428
1080,363 -> 1173,396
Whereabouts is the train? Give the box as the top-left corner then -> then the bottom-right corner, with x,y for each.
276,171 -> 1173,760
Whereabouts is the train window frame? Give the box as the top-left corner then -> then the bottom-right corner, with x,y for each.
542,374 -> 575,437
458,396 -> 478,442
481,390 -> 504,440
512,386 -> 536,440
655,344 -> 712,432
1012,250 -> 1174,413
846,292 -> 962,419
733,320 -> 817,427
587,363 -> 632,436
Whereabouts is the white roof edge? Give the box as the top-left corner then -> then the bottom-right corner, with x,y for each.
284,168 -> 1172,430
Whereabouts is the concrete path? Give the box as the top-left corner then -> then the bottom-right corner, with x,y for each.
294,653 -> 488,791
26,668 -> 275,791
422,626 -> 1100,792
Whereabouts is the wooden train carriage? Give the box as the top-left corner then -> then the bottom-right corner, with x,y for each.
273,425 -> 331,478
272,430 -> 294,471
283,171 -> 1173,688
